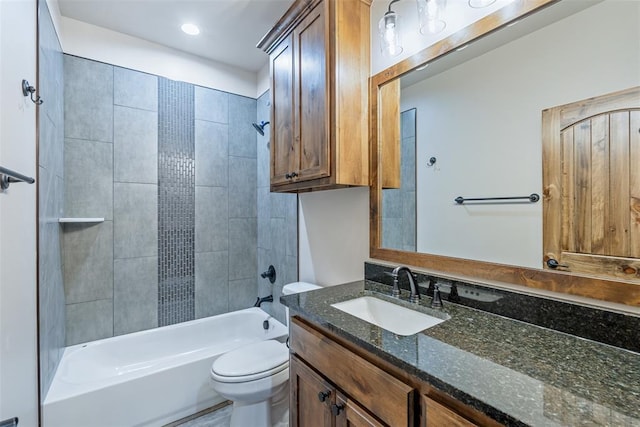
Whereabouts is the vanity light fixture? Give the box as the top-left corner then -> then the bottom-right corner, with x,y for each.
379,0 -> 403,56
181,23 -> 200,36
380,0 -> 500,55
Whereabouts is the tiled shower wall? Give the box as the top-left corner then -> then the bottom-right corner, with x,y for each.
38,0 -> 65,398
256,92 -> 298,325
62,55 -> 271,345
382,108 -> 416,251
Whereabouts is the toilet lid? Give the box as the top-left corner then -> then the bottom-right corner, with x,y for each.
211,340 -> 289,383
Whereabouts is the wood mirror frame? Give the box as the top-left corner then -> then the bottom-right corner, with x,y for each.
369,0 -> 640,308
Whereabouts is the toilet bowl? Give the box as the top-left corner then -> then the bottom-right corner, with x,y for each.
210,340 -> 290,427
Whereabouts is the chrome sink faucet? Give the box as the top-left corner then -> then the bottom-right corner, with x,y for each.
391,266 -> 421,303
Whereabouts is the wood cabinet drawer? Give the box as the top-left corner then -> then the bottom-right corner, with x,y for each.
290,317 -> 414,426
423,396 -> 478,427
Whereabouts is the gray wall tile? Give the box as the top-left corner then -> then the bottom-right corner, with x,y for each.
257,137 -> 270,188
403,191 -> 416,251
382,189 -> 402,219
286,201 -> 298,258
195,251 -> 229,318
382,218 -> 403,249
256,94 -> 270,187
196,120 -> 228,187
257,248 -> 271,296
66,299 -> 113,345
63,221 -> 114,304
401,108 -> 416,139
64,138 -> 113,220
195,186 -> 228,253
114,257 -> 158,335
114,67 -> 158,111
270,218 -> 287,266
228,278 -> 257,312
257,187 -> 271,250
401,136 -> 416,191
229,157 -> 256,218
195,86 -> 228,123
114,183 -> 158,258
64,55 -> 113,142
114,106 -> 158,184
40,113 -> 63,175
229,218 -> 257,281
38,2 -> 65,398
228,95 -> 257,158
59,58 -> 275,342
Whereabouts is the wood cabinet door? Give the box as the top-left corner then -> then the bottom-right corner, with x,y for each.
293,1 -> 330,182
543,86 -> 640,281
335,393 -> 386,427
270,33 -> 297,186
290,355 -> 334,427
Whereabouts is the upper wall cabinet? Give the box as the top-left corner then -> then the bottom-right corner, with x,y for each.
258,0 -> 371,193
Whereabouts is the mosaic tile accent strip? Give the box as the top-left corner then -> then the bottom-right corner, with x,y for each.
158,78 -> 196,326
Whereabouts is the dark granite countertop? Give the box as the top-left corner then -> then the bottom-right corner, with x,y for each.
281,281 -> 640,427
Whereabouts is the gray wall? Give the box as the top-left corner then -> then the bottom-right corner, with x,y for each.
38,0 -> 65,398
62,55 -> 264,345
382,108 -> 416,251
256,91 -> 298,324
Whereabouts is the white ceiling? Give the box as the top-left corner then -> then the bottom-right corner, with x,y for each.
57,0 -> 296,73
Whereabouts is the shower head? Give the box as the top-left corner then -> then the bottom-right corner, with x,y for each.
252,121 -> 270,136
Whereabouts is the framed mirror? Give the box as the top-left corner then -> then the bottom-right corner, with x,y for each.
370,0 -> 640,307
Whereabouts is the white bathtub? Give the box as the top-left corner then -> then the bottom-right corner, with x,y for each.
43,307 -> 288,427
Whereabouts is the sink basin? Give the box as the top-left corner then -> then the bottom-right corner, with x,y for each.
330,296 -> 446,336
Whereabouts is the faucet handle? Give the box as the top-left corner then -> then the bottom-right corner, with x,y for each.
391,276 -> 401,298
430,284 -> 443,309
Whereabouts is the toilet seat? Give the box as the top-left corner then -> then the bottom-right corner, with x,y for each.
211,340 -> 289,383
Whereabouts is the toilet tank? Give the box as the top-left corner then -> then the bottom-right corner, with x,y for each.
282,282 -> 321,326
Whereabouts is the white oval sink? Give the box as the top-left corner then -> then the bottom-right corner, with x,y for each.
330,296 -> 446,336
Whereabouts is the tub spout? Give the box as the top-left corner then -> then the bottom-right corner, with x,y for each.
254,295 -> 273,307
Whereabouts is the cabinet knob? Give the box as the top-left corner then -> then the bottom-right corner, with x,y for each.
285,172 -> 298,180
330,403 -> 344,416
317,390 -> 331,402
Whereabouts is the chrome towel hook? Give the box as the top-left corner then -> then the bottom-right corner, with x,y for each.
22,79 -> 43,105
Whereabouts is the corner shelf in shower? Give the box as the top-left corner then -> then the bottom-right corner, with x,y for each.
58,218 -> 105,223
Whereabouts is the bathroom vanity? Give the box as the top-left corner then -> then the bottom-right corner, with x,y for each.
282,279 -> 640,426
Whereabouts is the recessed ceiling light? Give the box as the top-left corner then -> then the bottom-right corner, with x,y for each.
415,64 -> 429,71
456,45 -> 469,52
181,23 -> 200,36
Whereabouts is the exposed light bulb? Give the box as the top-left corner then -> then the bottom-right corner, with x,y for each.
181,23 -> 200,36
417,0 -> 447,35
379,11 -> 403,56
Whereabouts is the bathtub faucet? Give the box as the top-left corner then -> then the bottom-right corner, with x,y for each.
254,295 -> 273,307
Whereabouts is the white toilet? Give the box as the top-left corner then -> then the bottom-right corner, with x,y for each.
209,281 -> 321,427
